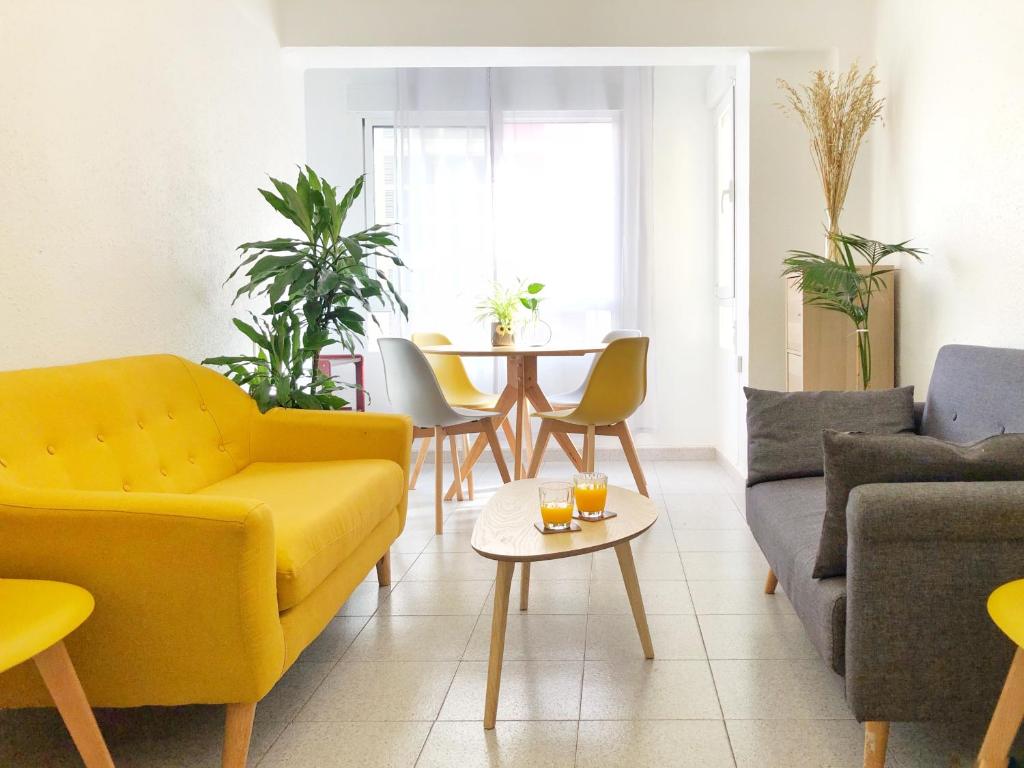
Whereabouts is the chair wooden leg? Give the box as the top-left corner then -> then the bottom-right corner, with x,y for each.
32,641 -> 115,768
223,702 -> 257,768
583,426 -> 597,473
376,549 -> 392,587
520,562 -> 531,611
435,427 -> 445,535
463,434 -> 474,500
616,421 -> 648,497
978,647 -> 1024,768
863,721 -> 889,768
483,421 -> 512,484
526,421 -> 552,479
764,569 -> 778,595
449,434 -> 464,502
409,435 -> 430,490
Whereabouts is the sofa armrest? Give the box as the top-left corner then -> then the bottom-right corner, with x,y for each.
0,485 -> 283,707
845,481 -> 1024,722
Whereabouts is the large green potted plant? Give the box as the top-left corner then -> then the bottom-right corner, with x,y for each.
782,232 -> 924,389
204,167 -> 406,411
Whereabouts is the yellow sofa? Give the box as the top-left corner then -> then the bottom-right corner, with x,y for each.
0,354 -> 411,765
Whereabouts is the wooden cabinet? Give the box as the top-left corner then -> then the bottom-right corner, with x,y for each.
785,270 -> 897,391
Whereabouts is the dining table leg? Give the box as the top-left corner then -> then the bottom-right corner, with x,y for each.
511,355 -> 527,480
522,357 -> 585,471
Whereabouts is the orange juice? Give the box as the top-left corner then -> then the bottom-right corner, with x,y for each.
574,483 -> 607,514
540,501 -> 574,527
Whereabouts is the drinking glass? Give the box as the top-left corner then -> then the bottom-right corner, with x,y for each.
573,472 -> 608,520
538,481 -> 574,531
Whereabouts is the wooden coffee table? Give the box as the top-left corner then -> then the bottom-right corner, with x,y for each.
471,478 -> 659,728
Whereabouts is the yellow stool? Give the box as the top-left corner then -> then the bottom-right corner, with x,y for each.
978,579 -> 1024,767
0,579 -> 115,768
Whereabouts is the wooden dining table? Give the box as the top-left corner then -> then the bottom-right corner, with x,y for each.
418,342 -> 606,493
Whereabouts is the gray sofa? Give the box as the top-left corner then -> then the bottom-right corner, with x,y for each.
746,344 -> 1024,766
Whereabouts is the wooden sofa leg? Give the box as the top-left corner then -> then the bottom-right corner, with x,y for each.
863,721 -> 889,768
764,569 -> 778,595
223,702 -> 256,768
376,549 -> 392,587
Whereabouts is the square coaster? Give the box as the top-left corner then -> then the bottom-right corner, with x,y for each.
573,510 -> 618,521
534,521 -> 582,534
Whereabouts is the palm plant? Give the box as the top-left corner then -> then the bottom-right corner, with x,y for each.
204,167 -> 407,411
782,233 -> 924,389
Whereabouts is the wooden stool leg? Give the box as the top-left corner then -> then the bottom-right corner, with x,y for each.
863,721 -> 889,768
376,549 -> 392,587
485,561 -> 515,729
978,647 -> 1024,767
614,542 -> 654,659
223,702 -> 257,768
520,562 -> 531,611
32,641 -> 115,768
764,569 -> 779,595
410,436 -> 430,489
435,427 -> 445,535
463,434 -> 474,500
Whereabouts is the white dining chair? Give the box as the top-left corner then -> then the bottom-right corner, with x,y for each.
548,329 -> 642,407
378,337 -> 512,534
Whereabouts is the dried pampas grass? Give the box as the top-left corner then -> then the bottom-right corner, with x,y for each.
778,63 -> 884,259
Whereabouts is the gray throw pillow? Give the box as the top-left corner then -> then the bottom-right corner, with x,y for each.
744,386 -> 915,487
814,429 -> 1024,578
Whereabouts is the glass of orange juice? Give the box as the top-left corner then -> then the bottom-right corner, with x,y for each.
538,481 -> 574,531
573,472 -> 608,520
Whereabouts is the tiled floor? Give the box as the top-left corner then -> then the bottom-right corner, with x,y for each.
0,461 -> 1006,766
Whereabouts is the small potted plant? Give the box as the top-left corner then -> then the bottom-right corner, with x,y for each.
476,282 -> 520,346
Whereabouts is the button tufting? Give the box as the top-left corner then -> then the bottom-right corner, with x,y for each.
0,458 -> 6,468
952,412 -> 958,421
1000,425 -> 1007,434
160,468 -> 168,476
123,483 -> 131,492
167,412 -> 175,420
188,456 -> 196,464
200,403 -> 208,411
46,445 -> 56,455
97,434 -> 105,443
217,444 -> 226,452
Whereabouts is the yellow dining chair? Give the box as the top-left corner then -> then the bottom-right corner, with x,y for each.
977,579 -> 1024,767
411,332 -> 516,498
0,579 -> 115,768
527,337 -> 650,496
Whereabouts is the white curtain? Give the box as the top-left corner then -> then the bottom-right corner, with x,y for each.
384,67 -> 655,428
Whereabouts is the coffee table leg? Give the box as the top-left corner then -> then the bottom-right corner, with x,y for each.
485,560 -> 515,729
614,542 -> 654,659
519,562 -> 530,611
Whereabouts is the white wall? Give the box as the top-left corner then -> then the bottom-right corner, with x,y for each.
650,67 -> 717,447
0,0 -> 303,370
872,0 -> 1024,392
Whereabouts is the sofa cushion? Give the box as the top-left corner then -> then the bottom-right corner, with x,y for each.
921,344 -> 1024,443
744,386 -> 915,486
746,477 -> 847,674
199,459 -> 405,610
815,430 -> 1024,578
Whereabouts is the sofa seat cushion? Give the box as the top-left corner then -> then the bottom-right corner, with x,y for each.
199,459 -> 405,610
745,477 -> 847,674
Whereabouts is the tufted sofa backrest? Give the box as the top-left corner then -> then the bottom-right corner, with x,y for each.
0,355 -> 257,494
